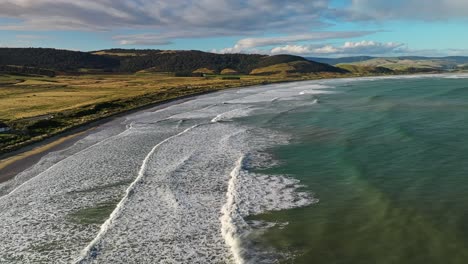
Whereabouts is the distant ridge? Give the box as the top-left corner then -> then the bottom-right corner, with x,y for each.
307,56 -> 375,65
94,49 -> 346,74
308,55 -> 468,74
308,55 -> 468,67
0,47 -> 346,75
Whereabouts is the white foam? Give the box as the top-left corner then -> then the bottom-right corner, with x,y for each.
0,126 -> 133,200
0,121 -> 188,262
75,125 -> 199,263
220,156 -> 247,264
211,107 -> 254,123
299,90 -> 335,95
443,74 -> 468,79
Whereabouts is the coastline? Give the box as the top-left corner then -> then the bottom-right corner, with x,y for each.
0,72 -> 462,184
0,91 -> 212,184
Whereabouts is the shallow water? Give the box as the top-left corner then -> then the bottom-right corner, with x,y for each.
1,74 -> 468,263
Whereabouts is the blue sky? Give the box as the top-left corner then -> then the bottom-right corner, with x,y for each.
1,0 -> 468,57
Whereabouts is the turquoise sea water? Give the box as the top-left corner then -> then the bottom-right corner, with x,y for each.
245,76 -> 468,263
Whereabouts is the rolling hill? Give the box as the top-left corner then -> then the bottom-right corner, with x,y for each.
307,56 -> 375,65
335,64 -> 394,75
251,59 -> 347,75
94,49 -> 346,75
309,55 -> 468,73
342,58 -> 450,71
0,48 -> 346,76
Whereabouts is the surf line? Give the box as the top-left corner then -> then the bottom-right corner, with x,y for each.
74,124 -> 199,263
211,107 -> 251,123
0,124 -> 135,202
220,155 -> 246,264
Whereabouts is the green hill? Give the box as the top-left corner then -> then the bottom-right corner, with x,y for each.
333,57 -> 454,74
0,48 -> 346,75
94,49 -> 345,74
336,64 -> 394,75
307,56 -> 375,65
350,58 -> 448,72
309,55 -> 468,73
309,56 -> 468,66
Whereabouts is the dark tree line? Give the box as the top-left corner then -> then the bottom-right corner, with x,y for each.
115,50 -> 265,74
0,48 -> 119,72
0,65 -> 56,77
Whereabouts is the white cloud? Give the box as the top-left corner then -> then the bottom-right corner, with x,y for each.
269,41 -> 406,56
312,45 -> 340,54
341,40 -> 405,53
270,45 -> 320,55
233,31 -> 374,49
212,31 -> 375,54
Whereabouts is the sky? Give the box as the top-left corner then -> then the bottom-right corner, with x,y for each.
0,0 -> 468,57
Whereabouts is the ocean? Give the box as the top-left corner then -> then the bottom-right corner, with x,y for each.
241,74 -> 468,263
1,74 -> 468,263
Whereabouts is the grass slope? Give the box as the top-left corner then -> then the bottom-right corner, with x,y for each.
336,64 -> 394,75
307,56 -> 375,65
351,58 -> 448,71
251,60 -> 347,76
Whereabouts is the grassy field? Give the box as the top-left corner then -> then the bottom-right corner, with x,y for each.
0,72 -> 347,153
0,73 -> 263,120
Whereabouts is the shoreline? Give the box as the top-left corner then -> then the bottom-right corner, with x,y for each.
0,91 -> 211,184
1,72 -> 463,184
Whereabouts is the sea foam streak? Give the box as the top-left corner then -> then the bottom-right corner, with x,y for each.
75,125 -> 199,263
211,107 -> 253,123
221,156 -> 247,264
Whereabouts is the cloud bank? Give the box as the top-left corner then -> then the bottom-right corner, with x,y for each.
270,41 -> 406,56
212,31 -> 376,53
214,40 -> 406,56
0,1 -> 330,33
